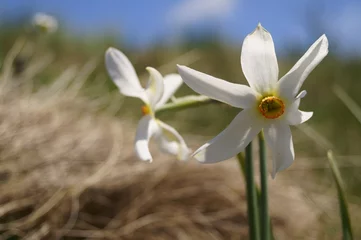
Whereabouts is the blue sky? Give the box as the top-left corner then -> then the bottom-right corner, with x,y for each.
3,0 -> 361,55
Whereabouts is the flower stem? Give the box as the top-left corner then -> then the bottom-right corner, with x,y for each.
327,150 -> 353,240
155,95 -> 215,115
243,142 -> 260,240
237,152 -> 276,240
258,132 -> 270,240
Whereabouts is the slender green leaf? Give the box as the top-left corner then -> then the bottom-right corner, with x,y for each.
327,150 -> 353,240
333,85 -> 361,125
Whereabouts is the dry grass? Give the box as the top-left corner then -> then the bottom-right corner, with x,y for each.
0,47 -> 351,240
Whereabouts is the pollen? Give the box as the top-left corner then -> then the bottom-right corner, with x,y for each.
141,105 -> 151,115
258,96 -> 285,119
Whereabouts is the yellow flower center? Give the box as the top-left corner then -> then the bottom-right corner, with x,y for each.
258,96 -> 285,119
141,105 -> 151,115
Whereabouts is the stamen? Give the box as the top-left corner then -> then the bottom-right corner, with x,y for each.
141,105 -> 151,115
258,96 -> 285,119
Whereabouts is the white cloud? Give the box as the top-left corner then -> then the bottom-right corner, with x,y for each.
168,0 -> 237,27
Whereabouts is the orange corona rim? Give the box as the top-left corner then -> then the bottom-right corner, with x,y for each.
258,96 -> 285,119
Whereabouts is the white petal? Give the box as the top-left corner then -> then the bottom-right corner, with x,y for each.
193,109 -> 263,163
278,35 -> 329,101
145,67 -> 164,109
155,74 -> 183,109
263,123 -> 295,178
296,90 -> 307,99
135,115 -> 160,162
241,23 -> 279,94
286,110 -> 313,126
288,90 -> 307,111
105,47 -> 147,102
177,65 -> 259,109
284,91 -> 313,125
281,90 -> 311,125
156,120 -> 191,161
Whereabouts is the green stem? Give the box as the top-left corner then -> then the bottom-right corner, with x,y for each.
238,152 -> 276,240
155,95 -> 215,115
244,142 -> 260,240
327,150 -> 353,240
258,132 -> 270,240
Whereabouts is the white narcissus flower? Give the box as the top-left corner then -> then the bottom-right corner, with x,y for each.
105,47 -> 191,162
177,24 -> 329,178
32,13 -> 58,33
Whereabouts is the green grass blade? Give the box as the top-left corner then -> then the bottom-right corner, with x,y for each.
333,85 -> 361,124
327,150 -> 353,240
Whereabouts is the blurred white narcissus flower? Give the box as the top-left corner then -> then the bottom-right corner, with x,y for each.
32,13 -> 58,33
105,47 -> 191,162
177,23 -> 329,178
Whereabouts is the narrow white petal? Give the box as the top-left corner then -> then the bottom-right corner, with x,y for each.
155,74 -> 183,109
285,98 -> 313,125
263,123 -> 295,178
241,23 -> 279,94
177,65 -> 259,109
105,47 -> 147,101
286,110 -> 313,125
296,90 -> 307,99
284,92 -> 313,125
145,67 -> 164,109
193,109 -> 263,163
156,120 -> 191,161
135,115 -> 160,162
278,35 -> 329,101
